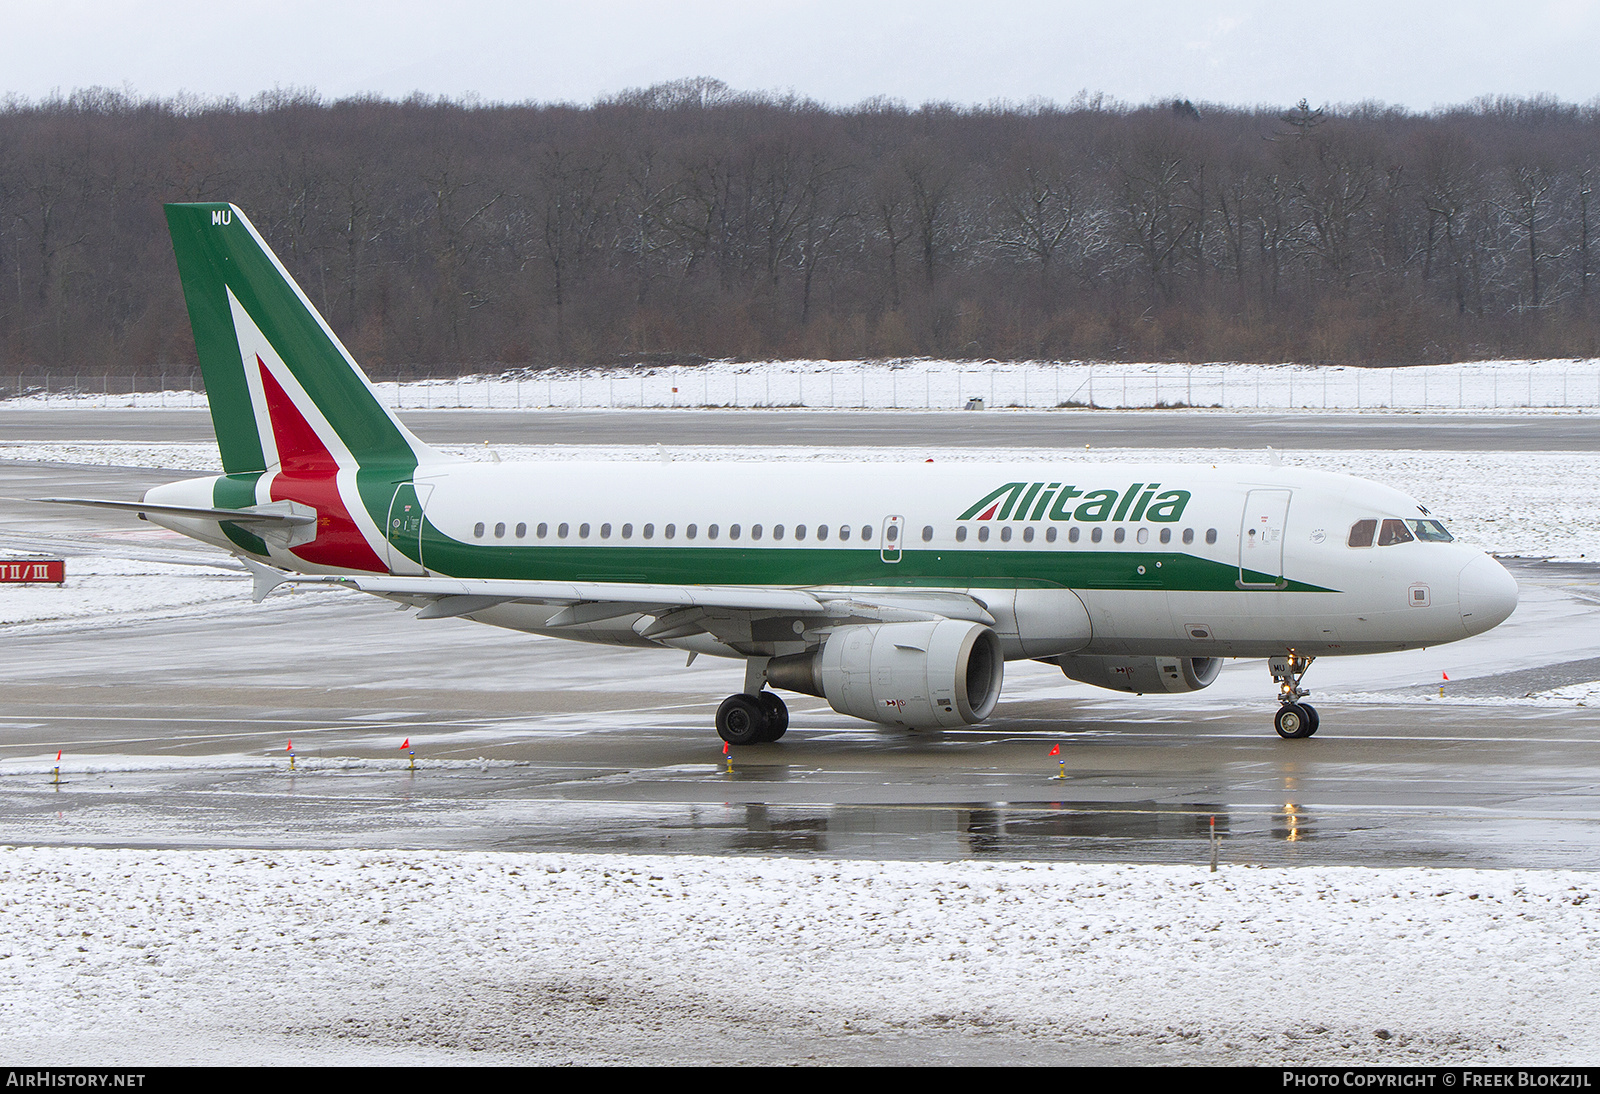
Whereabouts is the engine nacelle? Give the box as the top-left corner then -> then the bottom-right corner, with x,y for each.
767,620 -> 1004,728
1053,654 -> 1223,694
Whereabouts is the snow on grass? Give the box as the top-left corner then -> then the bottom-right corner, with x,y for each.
0,554 -> 249,628
10,358 -> 1600,411
0,847 -> 1593,1065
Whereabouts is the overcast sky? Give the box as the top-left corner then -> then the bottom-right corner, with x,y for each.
5,0 -> 1598,113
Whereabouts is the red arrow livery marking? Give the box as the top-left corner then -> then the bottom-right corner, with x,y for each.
257,357 -> 387,573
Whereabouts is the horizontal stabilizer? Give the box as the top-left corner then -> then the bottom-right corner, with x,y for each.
35,497 -> 316,527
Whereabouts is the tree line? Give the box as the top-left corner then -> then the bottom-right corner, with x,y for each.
1,80 -> 1597,376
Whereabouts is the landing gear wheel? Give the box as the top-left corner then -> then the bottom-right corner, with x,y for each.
1274,703 -> 1317,739
716,693 -> 768,746
1301,703 -> 1320,736
756,691 -> 789,741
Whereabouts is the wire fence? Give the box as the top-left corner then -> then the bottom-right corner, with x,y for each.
7,361 -> 1600,411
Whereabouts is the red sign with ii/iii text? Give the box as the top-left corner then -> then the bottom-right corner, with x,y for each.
0,559 -> 64,583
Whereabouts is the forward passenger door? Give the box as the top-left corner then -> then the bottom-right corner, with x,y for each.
1238,489 -> 1290,589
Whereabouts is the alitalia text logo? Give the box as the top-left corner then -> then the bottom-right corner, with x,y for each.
958,482 -> 1192,523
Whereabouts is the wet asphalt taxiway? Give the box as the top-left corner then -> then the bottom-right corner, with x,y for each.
3,409 -> 1600,867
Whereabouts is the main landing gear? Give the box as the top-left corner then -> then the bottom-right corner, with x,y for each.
715,691 -> 789,745
1270,652 -> 1320,739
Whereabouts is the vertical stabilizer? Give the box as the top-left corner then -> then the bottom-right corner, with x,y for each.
164,203 -> 436,477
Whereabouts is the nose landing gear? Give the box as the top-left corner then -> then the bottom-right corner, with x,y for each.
1270,652 -> 1319,739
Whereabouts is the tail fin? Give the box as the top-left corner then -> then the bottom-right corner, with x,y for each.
165,203 -> 437,477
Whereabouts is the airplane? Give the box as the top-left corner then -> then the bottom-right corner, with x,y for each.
45,203 -> 1520,745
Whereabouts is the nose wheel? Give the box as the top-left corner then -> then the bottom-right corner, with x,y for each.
1269,652 -> 1319,739
1274,701 -> 1320,739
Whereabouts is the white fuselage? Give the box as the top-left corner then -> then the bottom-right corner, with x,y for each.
146,458 -> 1519,664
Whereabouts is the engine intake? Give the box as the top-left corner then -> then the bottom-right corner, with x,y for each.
768,620 -> 1004,728
1053,654 -> 1223,694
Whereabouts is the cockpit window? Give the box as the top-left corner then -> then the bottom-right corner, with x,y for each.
1347,519 -> 1376,548
1406,519 -> 1454,543
1378,518 -> 1415,546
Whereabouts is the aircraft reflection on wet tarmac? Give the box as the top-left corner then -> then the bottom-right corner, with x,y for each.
710,801 -> 1236,858
491,800 -> 1331,863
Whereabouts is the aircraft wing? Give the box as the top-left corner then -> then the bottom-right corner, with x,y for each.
241,560 -> 995,627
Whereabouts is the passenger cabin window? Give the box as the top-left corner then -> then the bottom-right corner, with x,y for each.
1046,527 -> 1058,543
537,523 -> 548,539
956,526 -> 968,542
1022,527 -> 1033,543
516,523 -> 527,538
816,525 -> 828,541
1378,518 -> 1414,546
1205,528 -> 1218,545
644,523 -> 654,539
1348,519 -> 1377,548
494,522 -> 506,538
922,526 -> 933,542
474,522 -> 485,538
1182,528 -> 1194,545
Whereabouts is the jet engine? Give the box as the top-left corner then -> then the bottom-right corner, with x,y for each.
767,620 -> 1003,728
1052,654 -> 1223,694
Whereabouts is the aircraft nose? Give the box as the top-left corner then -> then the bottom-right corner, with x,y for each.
1458,553 -> 1518,636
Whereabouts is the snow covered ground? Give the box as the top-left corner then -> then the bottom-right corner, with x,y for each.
10,357 -> 1600,411
2,848 -> 1595,1066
